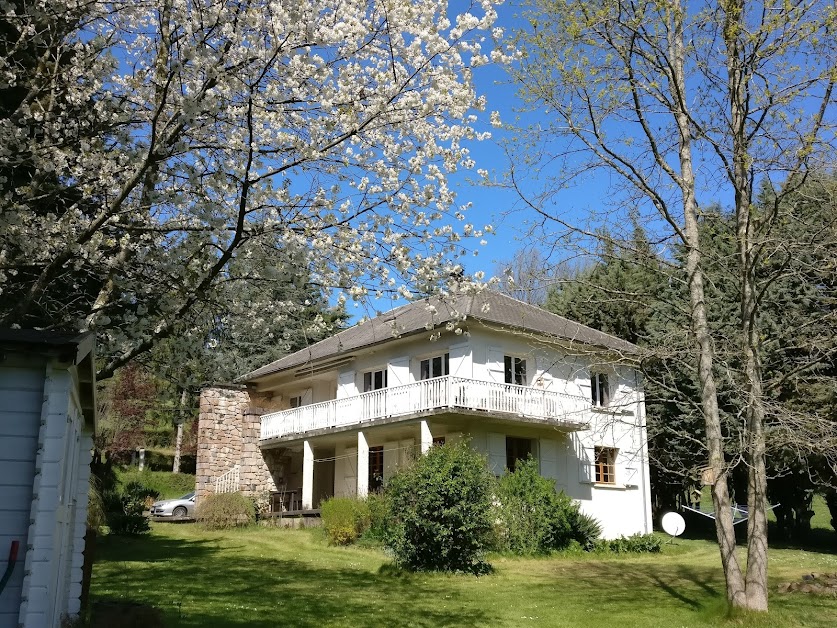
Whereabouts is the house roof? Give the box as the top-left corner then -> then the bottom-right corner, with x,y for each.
241,291 -> 639,384
0,329 -> 97,428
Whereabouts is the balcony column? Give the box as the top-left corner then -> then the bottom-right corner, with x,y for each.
302,440 -> 314,510
420,420 -> 433,454
357,431 -> 369,498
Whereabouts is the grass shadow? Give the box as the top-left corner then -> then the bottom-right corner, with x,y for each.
92,528 -> 493,627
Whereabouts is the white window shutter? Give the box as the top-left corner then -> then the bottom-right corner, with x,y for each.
383,440 -> 399,482
337,370 -> 356,399
387,357 -> 410,387
619,450 -> 639,487
344,447 -> 357,496
579,446 -> 595,483
488,432 -> 506,475
301,388 -> 313,406
448,343 -> 470,377
487,347 -> 505,383
539,438 -> 559,483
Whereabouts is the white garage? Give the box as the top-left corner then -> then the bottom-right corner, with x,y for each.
0,331 -> 96,628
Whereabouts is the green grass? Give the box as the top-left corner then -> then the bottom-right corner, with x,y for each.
90,523 -> 837,627
114,468 -> 195,499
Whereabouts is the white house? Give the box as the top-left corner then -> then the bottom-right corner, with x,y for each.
0,330 -> 96,628
196,292 -> 652,538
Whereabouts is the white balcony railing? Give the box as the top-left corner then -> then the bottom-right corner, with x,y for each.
260,376 -> 590,441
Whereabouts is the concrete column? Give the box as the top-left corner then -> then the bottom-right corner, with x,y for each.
420,420 -> 433,454
302,440 -> 314,510
357,431 -> 369,498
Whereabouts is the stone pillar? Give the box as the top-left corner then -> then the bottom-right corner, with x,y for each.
357,431 -> 369,498
302,440 -> 314,510
420,420 -> 433,454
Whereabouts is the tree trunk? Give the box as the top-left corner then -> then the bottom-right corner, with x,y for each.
173,389 -> 186,474
724,0 -> 769,610
668,0 -> 746,606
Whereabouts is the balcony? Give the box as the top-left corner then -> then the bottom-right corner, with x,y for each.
260,376 -> 591,442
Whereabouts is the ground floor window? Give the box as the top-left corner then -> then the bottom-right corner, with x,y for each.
432,436 -> 446,447
506,437 -> 533,471
369,446 -> 384,492
594,446 -> 617,484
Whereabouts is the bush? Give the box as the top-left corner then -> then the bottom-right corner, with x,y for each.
195,492 -> 255,530
568,508 -> 603,550
364,492 -> 392,542
321,497 -> 371,545
494,457 -> 604,554
105,481 -> 159,535
386,441 -> 495,574
495,457 -> 576,554
596,533 -> 662,554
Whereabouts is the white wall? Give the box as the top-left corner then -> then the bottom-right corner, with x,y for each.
296,326 -> 652,538
0,356 -> 43,628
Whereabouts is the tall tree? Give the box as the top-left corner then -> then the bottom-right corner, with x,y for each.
510,0 -> 836,609
0,0 -> 504,380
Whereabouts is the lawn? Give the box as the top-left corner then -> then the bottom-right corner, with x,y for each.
90,523 -> 837,627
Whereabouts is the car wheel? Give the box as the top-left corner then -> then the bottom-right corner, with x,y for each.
173,506 -> 188,517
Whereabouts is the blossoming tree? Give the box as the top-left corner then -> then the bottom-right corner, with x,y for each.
0,0 -> 502,379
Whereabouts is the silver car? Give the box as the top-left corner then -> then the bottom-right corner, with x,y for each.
150,492 -> 195,518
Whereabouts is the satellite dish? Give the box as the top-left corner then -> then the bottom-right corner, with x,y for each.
662,512 -> 686,537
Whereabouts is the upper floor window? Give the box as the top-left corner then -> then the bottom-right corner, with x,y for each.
420,353 -> 449,380
591,372 -> 610,407
504,356 -> 527,385
363,369 -> 387,392
289,395 -> 303,408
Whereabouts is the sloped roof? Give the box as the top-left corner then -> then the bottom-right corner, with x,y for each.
0,329 -> 97,427
240,291 -> 639,383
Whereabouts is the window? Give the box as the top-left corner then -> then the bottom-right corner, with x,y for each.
504,356 -> 527,385
432,436 -> 446,447
289,395 -> 302,408
420,353 -> 450,380
369,446 -> 384,492
594,447 -> 617,484
591,372 -> 610,407
363,369 -> 387,392
506,437 -> 533,471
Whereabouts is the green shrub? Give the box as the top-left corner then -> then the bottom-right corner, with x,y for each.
495,457 -> 576,554
568,508 -> 603,550
321,497 -> 371,545
386,441 -> 495,574
598,533 -> 662,554
105,481 -> 159,535
494,457 -> 604,554
364,492 -> 392,542
195,492 -> 255,530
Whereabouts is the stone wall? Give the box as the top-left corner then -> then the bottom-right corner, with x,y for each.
196,386 -> 285,500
